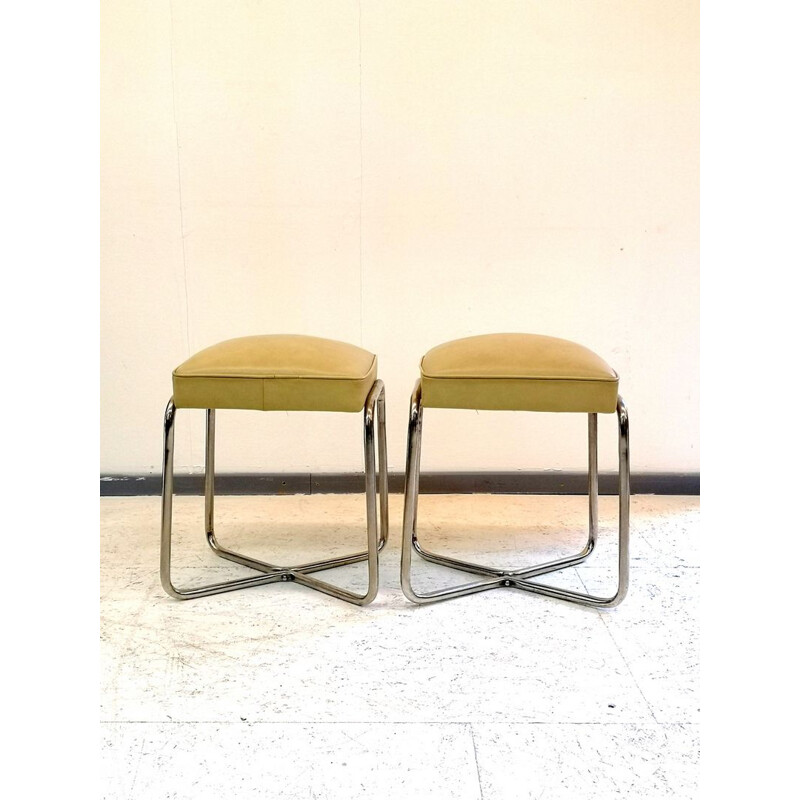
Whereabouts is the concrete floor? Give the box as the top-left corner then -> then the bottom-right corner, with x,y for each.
101,493 -> 699,798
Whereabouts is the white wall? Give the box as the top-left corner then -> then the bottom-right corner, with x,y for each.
101,0 -> 699,477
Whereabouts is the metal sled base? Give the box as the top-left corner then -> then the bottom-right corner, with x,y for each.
160,381 -> 389,606
400,382 -> 630,608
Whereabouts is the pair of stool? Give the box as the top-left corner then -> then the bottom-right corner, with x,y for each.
160,333 -> 629,609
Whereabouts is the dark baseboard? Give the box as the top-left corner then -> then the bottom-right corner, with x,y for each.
101,471 -> 699,496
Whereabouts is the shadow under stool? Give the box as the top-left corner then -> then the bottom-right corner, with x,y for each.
160,334 -> 388,605
400,333 -> 629,608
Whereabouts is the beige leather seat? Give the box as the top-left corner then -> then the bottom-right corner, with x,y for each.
172,334 -> 377,412
420,333 -> 618,413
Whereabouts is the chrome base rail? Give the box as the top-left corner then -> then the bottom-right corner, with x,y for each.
400,380 -> 630,608
160,380 -> 388,605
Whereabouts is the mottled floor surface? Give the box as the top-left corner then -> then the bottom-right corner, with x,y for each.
101,493 -> 699,799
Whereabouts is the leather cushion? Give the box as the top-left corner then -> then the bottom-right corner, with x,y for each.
173,335 -> 377,412
420,333 -> 618,412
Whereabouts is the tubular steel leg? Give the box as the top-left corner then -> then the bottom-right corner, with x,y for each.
400,387 -> 630,609
513,397 -> 630,608
160,380 -> 388,604
160,400 -> 284,600
293,382 -> 382,605
400,382 -> 504,603
377,386 -> 389,548
588,411 -> 599,553
204,408 -> 285,575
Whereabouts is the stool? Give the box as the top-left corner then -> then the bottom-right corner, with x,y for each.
400,333 -> 629,608
160,334 -> 388,605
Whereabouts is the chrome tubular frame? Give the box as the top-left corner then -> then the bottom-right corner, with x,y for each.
400,380 -> 630,608
160,380 -> 388,605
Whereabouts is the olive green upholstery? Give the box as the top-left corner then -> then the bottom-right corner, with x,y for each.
172,335 -> 377,412
420,333 -> 618,413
